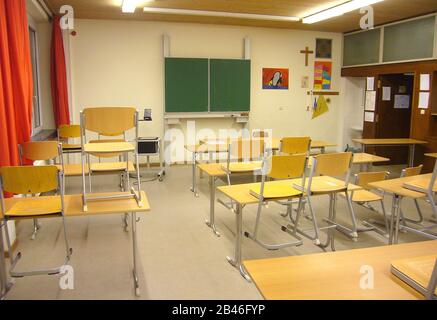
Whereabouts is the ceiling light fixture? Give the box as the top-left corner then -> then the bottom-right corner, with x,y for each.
122,0 -> 138,13
302,0 -> 384,24
142,7 -> 300,22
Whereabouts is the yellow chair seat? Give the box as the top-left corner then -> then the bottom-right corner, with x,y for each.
84,142 -> 135,154
223,161 -> 262,173
6,197 -> 62,218
352,190 -> 382,203
90,162 -> 135,172
294,179 -> 347,194
250,184 -> 302,200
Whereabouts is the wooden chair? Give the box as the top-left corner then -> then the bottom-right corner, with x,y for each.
280,137 -> 311,155
351,171 -> 390,236
18,141 -> 64,240
245,154 -> 307,250
400,165 -> 424,225
224,138 -> 265,185
401,162 -> 437,240
0,165 -> 72,278
58,125 -> 81,162
278,137 -> 311,218
287,152 -> 355,251
252,130 -> 270,138
80,107 -> 142,211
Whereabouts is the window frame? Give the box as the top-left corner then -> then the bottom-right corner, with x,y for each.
27,15 -> 43,136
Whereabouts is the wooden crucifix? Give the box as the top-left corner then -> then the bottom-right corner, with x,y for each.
300,47 -> 314,67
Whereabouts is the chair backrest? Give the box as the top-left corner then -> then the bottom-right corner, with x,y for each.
281,137 -> 311,155
265,154 -> 307,180
402,165 -> 423,178
0,166 -> 60,195
228,139 -> 265,162
313,152 -> 353,177
82,107 -> 137,136
19,141 -> 61,163
58,124 -> 81,139
356,171 -> 388,190
253,130 -> 270,138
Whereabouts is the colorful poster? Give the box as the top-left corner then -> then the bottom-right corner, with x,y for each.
262,68 -> 289,90
312,95 -> 329,119
314,61 -> 332,90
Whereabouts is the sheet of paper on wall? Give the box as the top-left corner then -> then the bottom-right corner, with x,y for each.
420,74 -> 430,91
364,112 -> 375,123
382,87 -> 391,101
419,92 -> 430,109
365,91 -> 376,111
367,77 -> 375,91
394,95 -> 410,109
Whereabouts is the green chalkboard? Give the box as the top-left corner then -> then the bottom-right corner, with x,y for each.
165,58 -> 209,113
210,59 -> 251,112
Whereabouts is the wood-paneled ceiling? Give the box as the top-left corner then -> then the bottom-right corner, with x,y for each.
44,0 -> 437,33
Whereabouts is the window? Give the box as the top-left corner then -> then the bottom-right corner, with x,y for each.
28,25 -> 42,135
343,29 -> 381,67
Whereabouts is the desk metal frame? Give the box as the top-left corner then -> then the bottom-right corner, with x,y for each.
354,140 -> 427,168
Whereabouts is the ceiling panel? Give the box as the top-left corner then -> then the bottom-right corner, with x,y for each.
44,0 -> 437,33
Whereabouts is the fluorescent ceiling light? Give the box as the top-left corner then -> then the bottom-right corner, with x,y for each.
122,0 -> 138,13
302,0 -> 384,24
143,7 -> 300,22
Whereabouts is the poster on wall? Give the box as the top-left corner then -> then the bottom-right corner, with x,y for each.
314,61 -> 332,90
262,68 -> 289,90
312,95 -> 329,119
316,38 -> 332,59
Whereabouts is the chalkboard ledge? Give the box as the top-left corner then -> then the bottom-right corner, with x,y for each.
164,112 -> 249,119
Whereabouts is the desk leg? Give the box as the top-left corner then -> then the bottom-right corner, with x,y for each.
206,176 -> 220,237
408,145 -> 415,168
190,152 -> 199,197
389,195 -> 402,245
0,222 -> 12,300
226,204 -> 251,282
131,212 -> 140,297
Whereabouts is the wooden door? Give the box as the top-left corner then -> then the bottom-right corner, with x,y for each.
375,74 -> 414,165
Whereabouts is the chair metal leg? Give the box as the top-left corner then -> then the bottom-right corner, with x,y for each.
190,152 -> 199,197
131,212 -> 140,297
292,195 -> 322,246
81,152 -> 88,212
245,198 -> 303,251
0,221 -> 12,299
4,216 -> 72,278
30,219 -> 41,240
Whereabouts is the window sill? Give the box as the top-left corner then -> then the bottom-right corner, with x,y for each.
31,129 -> 57,142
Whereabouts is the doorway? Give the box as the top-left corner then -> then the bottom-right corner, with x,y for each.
374,73 -> 414,165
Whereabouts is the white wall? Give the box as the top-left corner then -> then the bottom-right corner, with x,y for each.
68,19 -> 344,162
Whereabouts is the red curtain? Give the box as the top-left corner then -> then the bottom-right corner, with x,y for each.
0,0 -> 33,170
50,15 -> 70,126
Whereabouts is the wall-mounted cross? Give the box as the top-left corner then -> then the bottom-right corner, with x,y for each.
300,47 -> 314,67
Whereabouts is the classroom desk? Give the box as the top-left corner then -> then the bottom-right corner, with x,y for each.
0,191 -> 150,298
369,174 -> 433,244
217,177 -> 361,281
187,139 -> 336,197
353,139 -> 427,167
243,240 -> 437,300
200,153 -> 385,237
